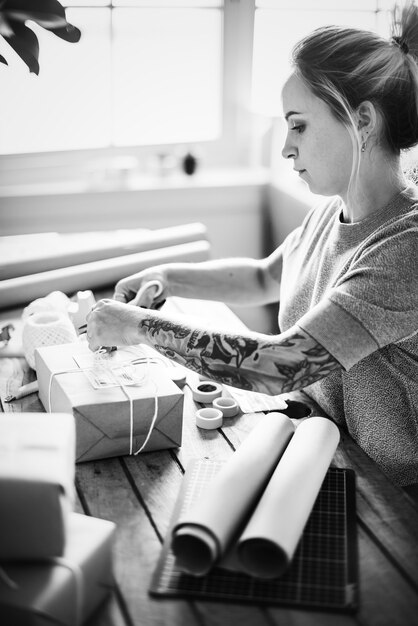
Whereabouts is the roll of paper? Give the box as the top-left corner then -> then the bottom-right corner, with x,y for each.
171,412 -> 295,575
22,311 -> 78,370
0,240 -> 210,309
237,416 -> 340,578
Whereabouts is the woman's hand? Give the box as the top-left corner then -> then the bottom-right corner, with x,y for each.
86,299 -> 145,351
113,266 -> 169,308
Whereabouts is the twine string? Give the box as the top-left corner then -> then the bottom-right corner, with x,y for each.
47,348 -> 160,456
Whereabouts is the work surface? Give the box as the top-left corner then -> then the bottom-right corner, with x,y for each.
1,297 -> 418,626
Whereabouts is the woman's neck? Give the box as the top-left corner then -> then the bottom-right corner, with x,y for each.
340,152 -> 407,223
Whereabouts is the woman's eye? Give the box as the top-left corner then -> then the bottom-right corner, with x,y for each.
291,124 -> 305,134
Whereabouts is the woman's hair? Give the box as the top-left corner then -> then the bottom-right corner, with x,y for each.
291,2 -> 418,155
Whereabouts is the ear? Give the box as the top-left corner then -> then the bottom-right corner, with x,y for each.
355,101 -> 378,136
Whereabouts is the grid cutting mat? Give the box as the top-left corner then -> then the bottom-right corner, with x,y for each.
149,460 -> 358,612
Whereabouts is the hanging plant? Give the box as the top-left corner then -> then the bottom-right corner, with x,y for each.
0,0 -> 81,74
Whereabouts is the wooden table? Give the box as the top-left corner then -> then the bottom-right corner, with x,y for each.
1,297 -> 418,626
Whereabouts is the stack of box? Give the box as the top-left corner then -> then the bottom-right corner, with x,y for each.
0,413 -> 116,625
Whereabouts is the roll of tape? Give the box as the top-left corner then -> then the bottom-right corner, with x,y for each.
195,408 -> 223,430
22,311 -> 78,370
213,396 -> 239,418
167,367 -> 187,388
192,380 -> 223,403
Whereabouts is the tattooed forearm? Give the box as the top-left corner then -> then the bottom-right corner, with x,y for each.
139,315 -> 340,395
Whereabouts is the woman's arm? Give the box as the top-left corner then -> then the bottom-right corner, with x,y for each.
87,299 -> 340,395
113,247 -> 284,307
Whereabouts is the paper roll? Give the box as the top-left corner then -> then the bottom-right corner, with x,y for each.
171,412 -> 295,575
237,416 -> 340,578
22,311 -> 78,370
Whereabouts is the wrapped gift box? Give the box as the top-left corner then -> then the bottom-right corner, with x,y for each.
35,342 -> 184,463
0,512 -> 116,626
0,413 -> 75,560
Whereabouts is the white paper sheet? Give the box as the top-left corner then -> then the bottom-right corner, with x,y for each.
226,386 -> 287,413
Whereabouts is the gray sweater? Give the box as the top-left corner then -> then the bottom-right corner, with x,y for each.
279,186 -> 418,486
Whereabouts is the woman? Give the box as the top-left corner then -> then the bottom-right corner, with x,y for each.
87,5 -> 418,488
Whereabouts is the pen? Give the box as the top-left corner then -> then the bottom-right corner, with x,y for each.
3,380 -> 39,403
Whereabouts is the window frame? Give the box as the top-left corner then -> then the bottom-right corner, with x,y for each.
0,0 -> 256,187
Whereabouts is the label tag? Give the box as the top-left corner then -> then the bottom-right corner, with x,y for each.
73,350 -> 148,389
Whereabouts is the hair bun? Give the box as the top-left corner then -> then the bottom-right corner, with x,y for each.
392,35 -> 410,54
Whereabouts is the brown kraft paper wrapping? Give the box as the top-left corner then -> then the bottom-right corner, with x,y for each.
35,342 -> 183,462
0,513 -> 116,626
0,413 -> 75,560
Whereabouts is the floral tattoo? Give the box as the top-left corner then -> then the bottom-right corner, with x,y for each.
140,316 -> 339,395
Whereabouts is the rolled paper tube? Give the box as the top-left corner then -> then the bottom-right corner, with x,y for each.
237,416 -> 340,579
22,311 -> 78,370
171,526 -> 218,576
192,381 -> 223,403
0,240 -> 211,309
171,412 -> 295,575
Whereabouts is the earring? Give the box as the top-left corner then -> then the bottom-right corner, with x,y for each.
361,131 -> 368,153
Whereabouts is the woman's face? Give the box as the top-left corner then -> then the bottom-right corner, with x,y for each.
281,73 -> 354,197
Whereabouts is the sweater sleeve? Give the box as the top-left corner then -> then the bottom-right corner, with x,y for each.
297,216 -> 418,371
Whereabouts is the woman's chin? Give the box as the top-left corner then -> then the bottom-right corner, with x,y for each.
305,180 -> 335,197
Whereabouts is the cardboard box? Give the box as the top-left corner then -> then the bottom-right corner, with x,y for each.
0,513 -> 116,626
35,342 -> 184,462
0,413 -> 75,560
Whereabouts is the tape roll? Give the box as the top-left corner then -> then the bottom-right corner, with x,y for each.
195,408 -> 223,430
167,367 -> 187,388
192,380 -> 223,403
212,396 -> 239,418
22,311 -> 78,370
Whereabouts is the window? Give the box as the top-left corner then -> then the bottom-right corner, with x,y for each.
251,0 -> 412,183
0,0 -> 410,185
0,1 -> 224,154
0,0 -> 256,185
252,0 -> 397,115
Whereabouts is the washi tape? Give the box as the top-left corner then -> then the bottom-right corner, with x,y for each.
212,396 -> 239,418
167,367 -> 187,388
195,408 -> 223,430
191,381 -> 223,403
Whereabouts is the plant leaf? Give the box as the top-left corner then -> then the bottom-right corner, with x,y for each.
4,20 -> 39,74
3,0 -> 66,27
49,22 -> 81,43
0,13 -> 14,36
6,10 -> 67,29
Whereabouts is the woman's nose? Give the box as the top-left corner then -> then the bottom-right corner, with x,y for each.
282,132 -> 297,159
